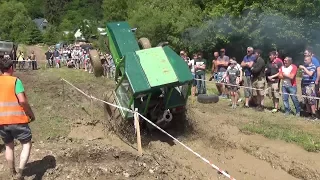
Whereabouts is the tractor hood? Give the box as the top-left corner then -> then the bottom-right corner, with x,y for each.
125,46 -> 193,95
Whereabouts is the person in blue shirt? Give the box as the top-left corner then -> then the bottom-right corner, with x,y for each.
304,48 -> 320,110
299,55 -> 317,120
240,47 -> 256,108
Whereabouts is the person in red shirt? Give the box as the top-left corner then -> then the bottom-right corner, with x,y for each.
275,51 -> 283,64
278,57 -> 301,116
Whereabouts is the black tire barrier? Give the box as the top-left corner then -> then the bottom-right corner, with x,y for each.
197,94 -> 219,104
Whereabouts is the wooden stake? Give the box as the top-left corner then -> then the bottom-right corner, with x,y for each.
62,80 -> 65,101
134,108 -> 143,156
91,95 -> 94,121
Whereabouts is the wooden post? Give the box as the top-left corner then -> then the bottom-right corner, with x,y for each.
62,80 -> 65,101
134,108 -> 143,156
91,95 -> 94,121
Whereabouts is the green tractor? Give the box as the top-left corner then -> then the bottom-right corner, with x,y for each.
90,21 -> 193,132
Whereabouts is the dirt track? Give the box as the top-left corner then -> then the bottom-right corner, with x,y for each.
0,62 -> 320,179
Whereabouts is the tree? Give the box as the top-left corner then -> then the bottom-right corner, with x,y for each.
43,26 -> 59,45
21,0 -> 45,19
102,0 -> 129,22
44,0 -> 66,24
0,0 -> 35,43
127,0 -> 203,50
27,23 -> 43,44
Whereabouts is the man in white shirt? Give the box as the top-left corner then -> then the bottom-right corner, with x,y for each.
278,57 -> 300,116
188,53 -> 198,96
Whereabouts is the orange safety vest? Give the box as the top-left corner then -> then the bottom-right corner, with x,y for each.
0,76 -> 29,125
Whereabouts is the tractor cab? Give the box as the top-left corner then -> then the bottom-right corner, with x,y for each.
113,46 -> 193,128
99,21 -> 193,129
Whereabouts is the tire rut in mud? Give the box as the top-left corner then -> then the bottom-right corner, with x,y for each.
44,142 -> 202,180
242,145 -> 320,180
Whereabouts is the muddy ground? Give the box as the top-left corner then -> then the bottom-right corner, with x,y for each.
0,47 -> 319,180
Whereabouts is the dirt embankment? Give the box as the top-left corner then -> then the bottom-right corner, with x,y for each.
25,45 -> 47,62
17,45 -> 47,62
0,68 -> 319,180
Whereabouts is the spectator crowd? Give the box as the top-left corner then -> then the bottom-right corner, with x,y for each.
44,44 -> 115,78
180,47 -> 320,120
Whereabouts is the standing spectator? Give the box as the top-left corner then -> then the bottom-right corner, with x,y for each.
304,48 -> 320,109
188,53 -> 198,96
17,51 -> 25,71
180,51 -> 190,63
45,49 -> 52,68
195,52 -> 207,95
227,57 -> 243,103
26,56 -> 32,70
30,51 -> 37,70
211,51 -> 220,73
108,56 -> 116,78
53,48 -> 60,66
0,58 -> 35,179
4,52 -> 10,59
241,47 -> 256,108
224,59 -> 240,108
84,52 -> 90,72
299,56 -> 317,120
266,51 -> 283,113
275,51 -> 283,62
278,57 -> 300,116
251,49 -> 266,111
214,49 -> 230,98
101,54 -> 108,77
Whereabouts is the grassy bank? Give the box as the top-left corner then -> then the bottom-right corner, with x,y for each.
205,74 -> 320,152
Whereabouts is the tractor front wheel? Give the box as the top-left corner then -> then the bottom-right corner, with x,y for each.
89,49 -> 103,77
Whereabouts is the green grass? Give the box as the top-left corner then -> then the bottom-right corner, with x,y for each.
241,120 -> 320,152
204,72 -> 320,152
13,67 -> 113,142
25,70 -> 70,141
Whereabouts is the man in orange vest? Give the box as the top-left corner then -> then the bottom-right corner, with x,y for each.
0,57 -> 35,180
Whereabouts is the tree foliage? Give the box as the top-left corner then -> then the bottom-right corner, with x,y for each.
0,1 -> 35,43
1,0 -> 320,62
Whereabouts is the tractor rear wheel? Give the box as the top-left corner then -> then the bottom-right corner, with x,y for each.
102,92 -> 135,144
103,91 -> 120,132
89,49 -> 103,77
138,37 -> 152,49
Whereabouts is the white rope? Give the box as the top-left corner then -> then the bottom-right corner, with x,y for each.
61,78 -> 236,180
12,60 -> 38,62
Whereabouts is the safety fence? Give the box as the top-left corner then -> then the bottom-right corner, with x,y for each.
61,78 -> 236,180
194,77 -> 320,100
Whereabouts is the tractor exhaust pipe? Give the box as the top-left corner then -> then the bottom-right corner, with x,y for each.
157,41 -> 169,47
